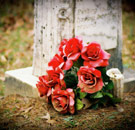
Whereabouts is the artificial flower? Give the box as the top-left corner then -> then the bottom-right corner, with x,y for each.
77,66 -> 104,93
63,37 -> 83,61
52,88 -> 75,114
81,42 -> 110,67
48,54 -> 73,70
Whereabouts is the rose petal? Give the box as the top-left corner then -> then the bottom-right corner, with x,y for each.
81,47 -> 90,61
52,99 -> 63,112
77,66 -> 104,94
47,88 -> 52,97
58,62 -> 65,69
69,106 -> 75,114
54,84 -> 61,90
68,53 -> 81,61
100,50 -> 111,59
66,88 -> 73,94
48,54 -> 63,68
81,46 -> 87,53
60,73 -> 64,80
57,97 -> 67,108
100,59 -> 109,67
60,109 -> 68,114
69,96 -> 75,106
89,42 -> 101,49
66,88 -> 75,98
92,69 -> 101,78
83,61 -> 90,67
60,80 -> 66,88
62,59 -> 73,70
85,78 -> 103,93
85,59 -> 109,68
94,78 -> 104,92
36,83 -> 47,97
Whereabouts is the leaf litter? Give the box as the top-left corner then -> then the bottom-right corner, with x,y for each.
40,112 -> 56,124
0,93 -> 135,130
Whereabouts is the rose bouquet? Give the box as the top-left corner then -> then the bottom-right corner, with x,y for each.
36,37 -> 120,114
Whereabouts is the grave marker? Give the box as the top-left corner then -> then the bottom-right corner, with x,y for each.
33,0 -> 123,76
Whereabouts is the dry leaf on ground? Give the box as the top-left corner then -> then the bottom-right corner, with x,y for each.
82,98 -> 92,109
41,112 -> 56,124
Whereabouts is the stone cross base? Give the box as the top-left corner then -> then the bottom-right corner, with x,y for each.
5,67 -> 39,97
4,67 -> 135,97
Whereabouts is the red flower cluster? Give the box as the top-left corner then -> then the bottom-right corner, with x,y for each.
36,67 -> 66,98
48,37 -> 82,70
36,37 -> 111,114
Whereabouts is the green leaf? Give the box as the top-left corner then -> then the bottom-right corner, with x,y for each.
103,92 -> 113,98
97,67 -> 110,82
76,99 -> 83,110
91,92 -> 103,99
105,80 -> 114,90
73,57 -> 83,68
98,97 -> 108,106
91,103 -> 99,110
112,97 -> 121,104
64,72 -> 77,89
63,117 -> 73,122
79,91 -> 87,99
108,115 -> 115,119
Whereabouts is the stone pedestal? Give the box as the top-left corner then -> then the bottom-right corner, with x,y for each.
5,67 -> 39,97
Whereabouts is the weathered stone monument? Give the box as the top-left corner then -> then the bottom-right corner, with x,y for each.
33,0 -> 122,76
5,0 -> 135,97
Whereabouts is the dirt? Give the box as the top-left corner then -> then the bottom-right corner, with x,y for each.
0,93 -> 135,130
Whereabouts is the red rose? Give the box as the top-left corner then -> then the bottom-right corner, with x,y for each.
52,88 -> 75,114
36,67 -> 66,97
48,54 -> 73,70
58,39 -> 68,57
77,66 -> 104,94
49,37 -> 83,70
36,75 -> 52,97
46,67 -> 65,85
81,42 -> 110,67
64,37 -> 83,61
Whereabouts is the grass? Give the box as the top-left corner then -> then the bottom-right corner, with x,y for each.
0,80 -> 4,96
0,1 -> 34,95
122,11 -> 135,69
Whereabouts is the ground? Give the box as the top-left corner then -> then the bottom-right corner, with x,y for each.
0,1 -> 135,130
0,94 -> 135,130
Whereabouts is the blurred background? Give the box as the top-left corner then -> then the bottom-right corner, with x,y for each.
0,0 -> 135,96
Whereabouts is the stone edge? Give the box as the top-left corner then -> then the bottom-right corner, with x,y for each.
4,67 -> 135,97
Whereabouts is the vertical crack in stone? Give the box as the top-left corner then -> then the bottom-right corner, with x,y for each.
73,0 -> 76,37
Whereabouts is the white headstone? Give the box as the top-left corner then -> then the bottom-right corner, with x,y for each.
75,0 -> 119,50
33,0 -> 122,76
